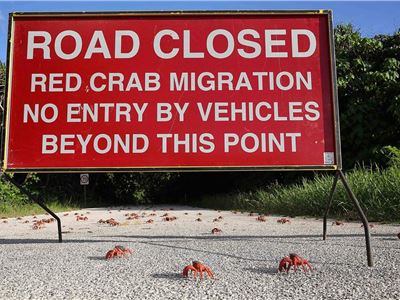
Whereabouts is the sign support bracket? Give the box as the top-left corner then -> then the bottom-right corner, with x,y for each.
1,172 -> 63,243
322,170 -> 372,267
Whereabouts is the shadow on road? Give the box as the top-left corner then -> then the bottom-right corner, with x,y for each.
243,266 -> 278,275
0,233 -> 397,245
152,272 -> 183,281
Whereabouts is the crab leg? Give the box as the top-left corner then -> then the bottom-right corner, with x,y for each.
304,262 -> 313,271
204,267 -> 214,278
301,263 -> 308,272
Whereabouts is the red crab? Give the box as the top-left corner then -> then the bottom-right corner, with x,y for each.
182,261 -> 214,280
278,254 -> 312,273
125,213 -> 140,219
42,218 -> 54,223
361,224 -> 375,228
146,219 -> 154,224
105,245 -> 133,260
277,218 -> 291,224
32,220 -> 45,230
76,215 -> 88,221
211,228 -> 222,234
98,218 -> 120,226
163,216 -> 177,222
256,215 -> 267,222
332,221 -> 344,226
107,219 -> 120,226
103,218 -> 119,226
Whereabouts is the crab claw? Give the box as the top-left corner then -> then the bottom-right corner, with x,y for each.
192,261 -> 214,279
289,253 -> 313,272
278,256 -> 292,273
182,265 -> 197,278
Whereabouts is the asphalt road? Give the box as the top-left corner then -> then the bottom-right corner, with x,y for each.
0,205 -> 399,300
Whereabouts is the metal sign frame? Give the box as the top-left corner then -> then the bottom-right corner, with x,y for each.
1,10 -> 341,173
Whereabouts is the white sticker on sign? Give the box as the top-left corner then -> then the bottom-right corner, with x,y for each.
323,152 -> 335,165
80,174 -> 89,185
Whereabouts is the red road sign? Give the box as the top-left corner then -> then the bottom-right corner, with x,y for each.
2,11 -> 341,172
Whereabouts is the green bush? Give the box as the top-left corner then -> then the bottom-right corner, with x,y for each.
0,177 -> 28,213
0,174 -> 78,217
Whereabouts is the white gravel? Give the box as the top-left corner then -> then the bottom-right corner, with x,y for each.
0,205 -> 399,300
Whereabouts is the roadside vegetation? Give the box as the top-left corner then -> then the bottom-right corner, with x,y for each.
197,156 -> 400,222
0,25 -> 399,221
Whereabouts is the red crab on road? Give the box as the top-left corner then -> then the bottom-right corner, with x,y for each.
105,245 -> 133,260
98,218 -> 120,226
361,224 -> 375,228
32,220 -> 45,230
256,215 -> 267,222
163,216 -> 177,222
332,221 -> 344,226
211,228 -> 222,234
278,254 -> 313,273
277,218 -> 291,224
182,261 -> 214,280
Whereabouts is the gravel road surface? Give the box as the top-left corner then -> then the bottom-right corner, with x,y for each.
0,205 -> 399,300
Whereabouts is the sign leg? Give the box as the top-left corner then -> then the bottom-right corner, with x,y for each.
338,170 -> 373,267
83,185 -> 87,208
322,171 -> 339,240
1,173 -> 63,243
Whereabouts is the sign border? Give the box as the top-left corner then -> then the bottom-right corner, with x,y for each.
1,10 -> 342,173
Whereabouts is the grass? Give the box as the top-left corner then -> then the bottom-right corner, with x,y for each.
0,201 -> 79,218
198,165 -> 400,222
